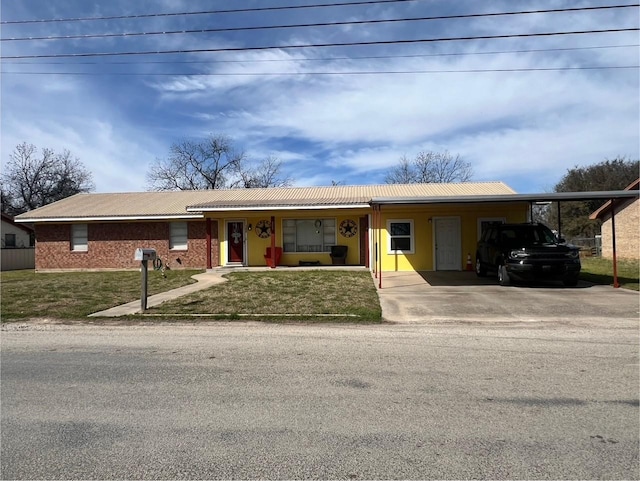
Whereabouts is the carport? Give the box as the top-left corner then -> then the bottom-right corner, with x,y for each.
376,270 -> 640,324
371,189 -> 639,289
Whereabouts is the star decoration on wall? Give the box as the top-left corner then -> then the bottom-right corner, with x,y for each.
339,219 -> 357,238
255,219 -> 272,238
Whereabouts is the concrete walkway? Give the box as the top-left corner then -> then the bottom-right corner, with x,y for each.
88,272 -> 228,317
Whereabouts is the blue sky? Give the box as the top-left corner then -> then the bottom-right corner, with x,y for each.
1,0 -> 638,194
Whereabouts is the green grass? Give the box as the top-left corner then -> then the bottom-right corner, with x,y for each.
580,257 -> 639,291
0,269 -> 382,323
0,269 -> 202,321
148,270 -> 382,322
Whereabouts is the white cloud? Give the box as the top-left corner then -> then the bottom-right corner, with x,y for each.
1,0 -> 638,195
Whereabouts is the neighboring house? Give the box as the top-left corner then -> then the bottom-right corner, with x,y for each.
590,178 -> 640,260
2,213 -> 34,248
1,213 -> 35,271
14,182 -> 531,272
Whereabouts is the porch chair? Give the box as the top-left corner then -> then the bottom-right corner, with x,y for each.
329,245 -> 348,265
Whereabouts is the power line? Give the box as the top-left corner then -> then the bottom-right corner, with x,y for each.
3,44 -> 636,65
2,66 -> 637,76
3,28 -> 638,60
0,0 -> 424,25
3,5 -> 637,42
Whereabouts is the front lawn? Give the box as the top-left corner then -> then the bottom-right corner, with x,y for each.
580,257 -> 639,291
148,270 -> 382,322
0,269 -> 382,323
0,269 -> 201,321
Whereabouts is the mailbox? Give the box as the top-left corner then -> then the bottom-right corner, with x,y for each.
135,248 -> 157,312
134,248 -> 157,261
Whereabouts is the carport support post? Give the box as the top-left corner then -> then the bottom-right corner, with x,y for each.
611,200 -> 619,288
377,204 -> 383,289
206,218 -> 212,270
557,201 -> 562,239
141,260 -> 148,312
373,205 -> 378,278
270,215 -> 276,269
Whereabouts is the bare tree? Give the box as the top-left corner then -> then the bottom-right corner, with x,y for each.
1,142 -> 94,215
147,134 -> 293,190
384,155 -> 415,184
385,151 -> 473,184
232,155 -> 293,189
147,135 -> 245,190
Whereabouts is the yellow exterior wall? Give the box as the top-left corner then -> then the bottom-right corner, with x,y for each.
214,209 -> 369,267
373,203 -> 528,272
211,203 -> 528,270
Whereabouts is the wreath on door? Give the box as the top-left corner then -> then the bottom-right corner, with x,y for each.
255,219 -> 272,238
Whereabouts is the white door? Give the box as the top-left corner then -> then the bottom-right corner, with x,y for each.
434,217 -> 461,270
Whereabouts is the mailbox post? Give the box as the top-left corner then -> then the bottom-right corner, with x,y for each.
134,248 -> 157,312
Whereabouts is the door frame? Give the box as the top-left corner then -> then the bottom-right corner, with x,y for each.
225,219 -> 247,266
432,216 -> 462,271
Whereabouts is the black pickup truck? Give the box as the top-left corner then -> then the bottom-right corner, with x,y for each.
475,223 -> 581,286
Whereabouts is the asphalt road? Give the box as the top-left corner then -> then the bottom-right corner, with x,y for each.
2,320 -> 638,480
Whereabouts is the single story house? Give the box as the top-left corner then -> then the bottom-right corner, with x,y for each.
15,182 -> 534,272
1,213 -> 35,271
590,178 -> 639,260
1,213 -> 34,249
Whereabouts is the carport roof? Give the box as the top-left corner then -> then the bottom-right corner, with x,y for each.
589,179 -> 639,220
371,190 -> 640,205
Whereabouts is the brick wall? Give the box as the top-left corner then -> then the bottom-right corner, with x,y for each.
600,198 -> 639,260
35,220 -> 219,270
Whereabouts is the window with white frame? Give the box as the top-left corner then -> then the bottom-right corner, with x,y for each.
387,219 -> 414,254
282,218 -> 336,253
170,222 -> 188,250
71,224 -> 88,252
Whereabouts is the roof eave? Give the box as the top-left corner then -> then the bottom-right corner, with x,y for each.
371,190 -> 640,205
186,203 -> 371,212
14,214 -> 204,223
589,181 -> 640,220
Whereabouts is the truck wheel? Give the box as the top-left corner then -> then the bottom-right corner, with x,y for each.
475,256 -> 486,277
498,264 -> 510,286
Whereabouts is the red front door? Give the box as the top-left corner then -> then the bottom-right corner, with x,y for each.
227,221 -> 244,263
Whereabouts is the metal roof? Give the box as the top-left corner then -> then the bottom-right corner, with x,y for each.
371,190 -> 640,205
17,183 -> 636,222
14,191 -> 214,222
589,179 -> 640,220
14,182 -> 516,222
185,182 -> 515,211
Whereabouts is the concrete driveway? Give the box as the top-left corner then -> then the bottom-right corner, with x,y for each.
377,271 -> 640,325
